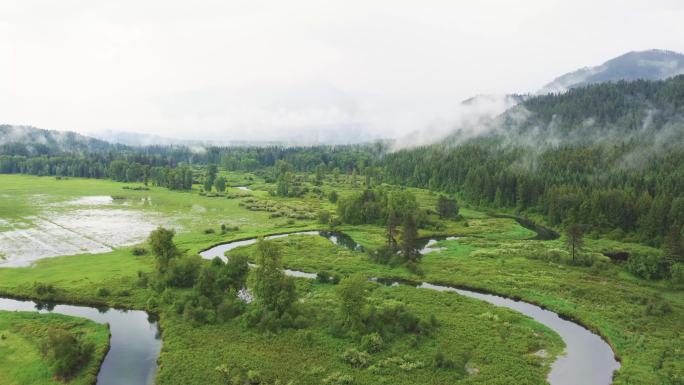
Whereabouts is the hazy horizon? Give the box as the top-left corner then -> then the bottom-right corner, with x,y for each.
2,0 -> 684,143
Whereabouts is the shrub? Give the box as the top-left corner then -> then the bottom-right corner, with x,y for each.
96,287 -> 111,297
137,270 -> 149,288
433,350 -> 457,369
644,297 -> 673,316
33,282 -> 55,297
146,296 -> 160,312
360,332 -> 384,353
316,270 -> 331,283
204,228 -> 216,234
318,210 -> 331,224
671,263 -> 684,284
132,246 -> 148,256
627,252 -> 666,280
163,255 -> 202,288
323,372 -> 354,385
341,348 -> 371,368
216,297 -> 246,322
40,328 -> 94,379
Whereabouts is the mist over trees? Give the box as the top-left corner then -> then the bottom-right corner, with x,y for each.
2,76 -> 684,277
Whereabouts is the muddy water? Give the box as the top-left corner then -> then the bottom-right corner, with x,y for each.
201,232 -> 620,385
0,297 -> 161,385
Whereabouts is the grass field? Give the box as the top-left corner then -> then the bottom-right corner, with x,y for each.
0,173 -> 682,384
0,311 -> 109,385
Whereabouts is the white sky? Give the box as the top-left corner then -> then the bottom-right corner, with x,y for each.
1,0 -> 683,142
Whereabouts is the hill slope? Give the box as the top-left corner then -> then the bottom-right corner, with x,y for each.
0,125 -> 124,156
539,49 -> 684,94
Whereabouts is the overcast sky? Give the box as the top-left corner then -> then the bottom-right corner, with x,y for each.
1,0 -> 683,142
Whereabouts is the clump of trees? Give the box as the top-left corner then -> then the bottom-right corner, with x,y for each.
337,189 -> 425,270
436,195 -> 459,219
245,239 -> 304,331
40,328 -> 94,379
333,274 -> 436,343
143,227 -> 249,324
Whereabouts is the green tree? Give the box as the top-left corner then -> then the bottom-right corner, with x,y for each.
203,178 -> 213,192
565,224 -> 584,263
253,239 -> 297,315
276,171 -> 292,196
148,226 -> 179,272
328,190 -> 339,203
336,274 -> 368,332
332,167 -> 341,183
401,214 -> 420,265
214,176 -> 227,193
436,195 -> 459,219
206,164 -> 218,183
663,225 -> 684,266
315,163 -> 326,186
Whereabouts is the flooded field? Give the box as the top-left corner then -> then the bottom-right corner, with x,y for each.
0,195 -> 172,267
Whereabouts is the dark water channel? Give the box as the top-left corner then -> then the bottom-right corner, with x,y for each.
0,297 -> 161,385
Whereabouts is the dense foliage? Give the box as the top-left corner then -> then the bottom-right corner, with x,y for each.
40,327 -> 95,379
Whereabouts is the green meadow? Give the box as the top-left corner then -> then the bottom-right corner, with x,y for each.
0,311 -> 108,385
0,173 -> 682,384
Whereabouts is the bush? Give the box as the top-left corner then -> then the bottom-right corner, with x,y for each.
204,228 -> 216,234
318,210 -> 331,224
33,282 -> 55,297
360,332 -> 384,353
220,224 -> 239,234
323,372 -> 354,385
132,246 -> 148,256
433,350 -> 457,369
671,263 -> 684,284
137,271 -> 149,288
96,287 -> 111,297
645,300 -> 672,316
341,348 -> 371,368
216,297 -> 246,322
316,270 -> 331,283
627,252 -> 666,280
163,255 -> 202,288
40,328 -> 94,379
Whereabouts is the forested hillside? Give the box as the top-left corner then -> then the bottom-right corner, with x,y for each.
386,76 -> 684,256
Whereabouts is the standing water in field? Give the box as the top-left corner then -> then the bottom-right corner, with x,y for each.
0,297 -> 161,385
0,195 -> 174,267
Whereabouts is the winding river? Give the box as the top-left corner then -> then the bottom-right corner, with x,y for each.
0,297 -> 161,385
201,230 -> 620,385
0,222 -> 617,385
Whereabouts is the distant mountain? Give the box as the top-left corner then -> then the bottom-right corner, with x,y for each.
0,125 -> 123,156
442,74 -> 684,150
539,49 -> 684,94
